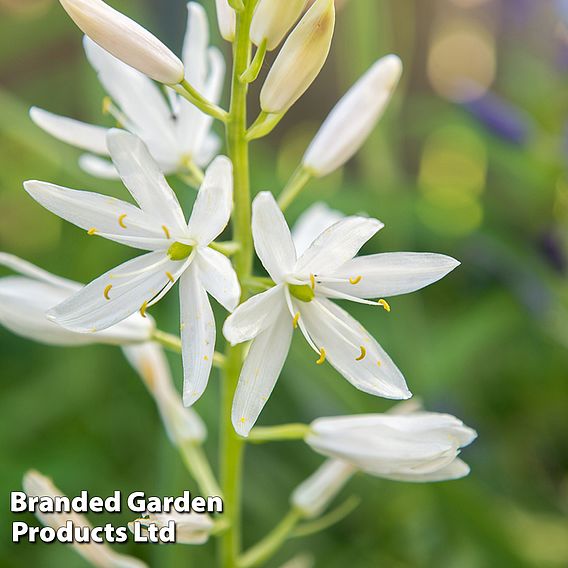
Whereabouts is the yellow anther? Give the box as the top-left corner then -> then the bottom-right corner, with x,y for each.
102,96 -> 112,115
240,417 -> 246,424
103,285 -> 112,300
310,273 -> 316,290
166,271 -> 175,283
292,312 -> 300,329
118,214 -> 128,229
140,301 -> 149,318
162,225 -> 171,239
316,348 -> 326,365
204,355 -> 209,361
377,360 -> 382,367
356,345 -> 367,361
378,298 -> 391,312
349,275 -> 362,285
87,227 -> 97,236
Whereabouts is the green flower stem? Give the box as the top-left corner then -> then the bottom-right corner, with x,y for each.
246,111 -> 285,141
180,441 -> 223,498
174,80 -> 229,123
152,329 -> 226,368
210,241 -> 242,257
291,496 -> 361,538
243,276 -> 275,293
180,157 -> 205,185
220,2 -> 258,566
247,423 -> 311,443
237,509 -> 303,568
278,166 -> 313,211
240,39 -> 267,83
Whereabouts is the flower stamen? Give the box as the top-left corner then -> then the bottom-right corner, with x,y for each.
87,227 -> 97,236
292,312 -> 300,329
162,225 -> 171,239
166,271 -> 175,283
378,299 -> 391,312
316,348 -> 326,365
103,284 -> 112,300
310,273 -> 316,290
356,345 -> 366,361
349,275 -> 362,285
140,301 -> 149,318
118,214 -> 128,229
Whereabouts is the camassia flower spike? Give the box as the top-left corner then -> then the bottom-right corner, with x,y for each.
24,129 -> 239,407
223,192 -> 461,437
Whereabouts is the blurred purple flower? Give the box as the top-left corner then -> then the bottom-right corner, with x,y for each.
463,91 -> 532,145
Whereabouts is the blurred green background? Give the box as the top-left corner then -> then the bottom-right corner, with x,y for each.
1,0 -> 568,566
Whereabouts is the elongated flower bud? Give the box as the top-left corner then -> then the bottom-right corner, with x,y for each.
260,0 -> 335,113
303,55 -> 403,177
291,459 -> 355,518
23,471 -> 147,568
215,0 -> 236,42
58,0 -> 184,84
251,0 -> 307,51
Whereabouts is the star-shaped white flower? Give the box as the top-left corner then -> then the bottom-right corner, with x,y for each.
224,192 -> 460,436
24,129 -> 240,406
31,2 -> 223,179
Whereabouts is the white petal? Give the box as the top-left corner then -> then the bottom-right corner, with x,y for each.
195,133 -> 221,167
291,459 -> 355,518
300,298 -> 411,399
295,216 -> 383,276
30,107 -> 109,155
49,251 -> 186,332
0,252 -> 78,291
223,284 -> 286,345
303,55 -> 402,177
381,458 -> 471,482
23,180 -> 169,251
79,154 -> 119,179
232,309 -> 293,437
291,202 -> 345,256
84,37 -> 179,158
106,129 -> 187,233
252,192 -> 297,282
204,47 -> 226,104
180,265 -> 216,406
60,0 -> 184,84
196,247 -> 240,312
187,156 -> 233,246
326,253 -> 460,299
250,0 -> 307,51
182,2 -> 209,89
123,342 -> 207,444
215,0 -> 236,41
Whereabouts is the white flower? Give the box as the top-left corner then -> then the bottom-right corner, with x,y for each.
129,511 -> 214,545
224,192 -> 460,436
250,0 -> 307,51
0,253 -> 153,346
291,202 -> 345,255
31,3 -> 224,179
23,470 -> 148,568
215,0 -> 236,42
291,459 -> 354,518
59,0 -> 184,84
123,342 -> 206,447
260,0 -> 335,114
303,55 -> 403,177
307,411 -> 477,482
24,129 -> 240,407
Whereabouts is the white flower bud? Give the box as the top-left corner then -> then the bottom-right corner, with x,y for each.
129,511 -> 214,545
123,343 -> 207,446
23,471 -> 147,568
303,54 -> 403,177
307,411 -> 477,482
260,0 -> 335,113
250,0 -> 308,51
291,459 -> 355,518
58,0 -> 184,84
215,0 -> 236,42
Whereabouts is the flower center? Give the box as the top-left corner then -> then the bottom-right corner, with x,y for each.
288,284 -> 315,303
168,242 -> 194,261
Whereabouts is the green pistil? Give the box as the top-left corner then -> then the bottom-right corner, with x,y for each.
288,284 -> 315,303
168,242 -> 194,261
